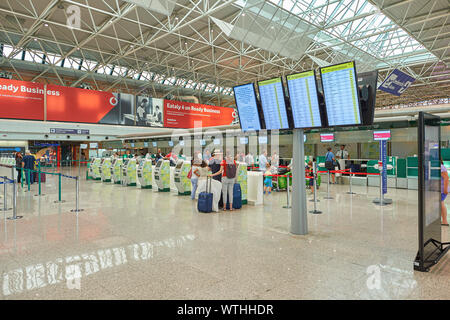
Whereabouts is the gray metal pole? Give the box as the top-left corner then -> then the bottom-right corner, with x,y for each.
1,177 -> 11,211
347,167 -> 356,195
324,170 -> 333,199
3,178 -> 6,211
290,129 -> 307,235
8,178 -> 22,220
283,175 -> 291,209
310,162 -> 322,214
71,177 -> 84,212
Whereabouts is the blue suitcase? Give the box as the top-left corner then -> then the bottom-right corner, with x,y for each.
226,183 -> 242,210
198,177 -> 213,213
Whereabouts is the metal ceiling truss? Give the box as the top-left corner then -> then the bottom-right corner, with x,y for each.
0,0 -> 447,109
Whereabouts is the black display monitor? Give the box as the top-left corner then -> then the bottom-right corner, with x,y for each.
320,61 -> 362,127
358,70 -> 378,126
257,77 -> 290,130
286,70 -> 322,129
233,83 -> 263,132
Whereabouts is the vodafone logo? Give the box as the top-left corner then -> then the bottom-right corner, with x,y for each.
109,96 -> 118,106
232,110 -> 237,118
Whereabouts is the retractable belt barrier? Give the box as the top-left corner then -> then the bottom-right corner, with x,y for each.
0,163 -> 83,213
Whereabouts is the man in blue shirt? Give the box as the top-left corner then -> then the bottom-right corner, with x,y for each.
325,147 -> 337,184
22,150 -> 36,184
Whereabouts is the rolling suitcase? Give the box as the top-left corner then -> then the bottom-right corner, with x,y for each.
197,177 -> 213,213
226,183 -> 242,210
34,172 -> 46,183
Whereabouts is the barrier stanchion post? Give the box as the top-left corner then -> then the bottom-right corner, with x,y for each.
282,175 -> 291,209
54,173 -> 66,203
310,162 -> 322,214
347,167 -> 356,195
35,163 -> 43,196
27,169 -> 31,191
8,178 -> 23,220
324,170 -> 333,199
70,176 -> 84,212
1,177 -> 12,211
373,164 -> 392,206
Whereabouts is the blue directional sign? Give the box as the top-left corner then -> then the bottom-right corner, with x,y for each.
378,69 -> 415,96
380,140 -> 387,194
50,128 -> 90,135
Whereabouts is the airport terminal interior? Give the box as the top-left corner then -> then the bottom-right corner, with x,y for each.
0,0 -> 449,301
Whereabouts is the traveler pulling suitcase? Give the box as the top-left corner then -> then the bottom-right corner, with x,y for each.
198,176 -> 213,213
226,183 -> 242,210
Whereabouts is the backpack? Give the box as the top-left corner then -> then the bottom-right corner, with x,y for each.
226,161 -> 237,179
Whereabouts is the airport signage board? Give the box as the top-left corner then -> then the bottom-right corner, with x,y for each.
320,61 -> 362,126
50,128 -> 90,135
163,100 -> 236,129
257,77 -> 290,130
0,79 -> 232,130
47,84 -> 118,124
0,78 -> 45,121
320,133 -> 334,142
379,140 -> 387,194
373,130 -> 391,141
80,144 -> 88,149
378,69 -> 415,96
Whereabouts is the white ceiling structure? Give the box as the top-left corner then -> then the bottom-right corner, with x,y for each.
0,0 -> 448,108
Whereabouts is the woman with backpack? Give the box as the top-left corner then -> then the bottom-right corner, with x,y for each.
210,152 -> 238,211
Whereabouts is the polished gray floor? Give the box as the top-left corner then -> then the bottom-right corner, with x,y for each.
0,167 -> 449,300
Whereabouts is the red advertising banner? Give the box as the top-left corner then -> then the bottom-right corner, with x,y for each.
0,78 -> 45,120
46,84 -> 117,123
163,100 -> 236,128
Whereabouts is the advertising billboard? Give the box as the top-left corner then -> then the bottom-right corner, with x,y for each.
0,78 -> 45,120
163,100 -> 236,128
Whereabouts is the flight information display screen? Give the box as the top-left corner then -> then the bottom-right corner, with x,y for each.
152,142 -> 157,147
233,83 -> 262,131
257,78 -> 290,130
286,71 -> 322,128
320,61 -> 361,126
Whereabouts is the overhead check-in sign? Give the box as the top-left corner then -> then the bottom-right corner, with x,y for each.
50,128 -> 90,135
378,69 -> 416,96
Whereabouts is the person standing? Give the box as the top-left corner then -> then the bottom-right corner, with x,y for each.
324,147 -> 337,184
259,150 -> 268,172
210,152 -> 237,211
15,152 -> 23,184
22,150 -> 36,185
263,162 -> 273,195
191,160 -> 210,200
271,151 -> 279,169
245,152 -> 254,168
441,161 -> 449,226
336,145 -> 349,169
209,150 -> 224,208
